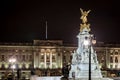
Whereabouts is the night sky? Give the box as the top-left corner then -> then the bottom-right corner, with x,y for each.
0,0 -> 120,44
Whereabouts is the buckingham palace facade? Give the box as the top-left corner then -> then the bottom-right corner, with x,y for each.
0,40 -> 120,79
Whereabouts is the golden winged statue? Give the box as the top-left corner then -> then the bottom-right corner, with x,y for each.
80,8 -> 91,24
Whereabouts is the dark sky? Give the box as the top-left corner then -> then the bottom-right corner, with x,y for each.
0,0 -> 120,44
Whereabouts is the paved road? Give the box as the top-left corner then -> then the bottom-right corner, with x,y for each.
111,77 -> 120,80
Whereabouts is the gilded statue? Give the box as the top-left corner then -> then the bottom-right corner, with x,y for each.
80,8 -> 91,24
80,23 -> 90,32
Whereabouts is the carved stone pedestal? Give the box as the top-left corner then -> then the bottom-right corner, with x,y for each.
69,78 -> 113,80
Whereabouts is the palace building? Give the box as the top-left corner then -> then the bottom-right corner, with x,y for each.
0,40 -> 120,79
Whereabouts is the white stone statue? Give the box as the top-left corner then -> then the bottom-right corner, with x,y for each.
69,8 -> 113,80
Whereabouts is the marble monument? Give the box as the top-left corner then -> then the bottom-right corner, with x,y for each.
69,8 -> 113,80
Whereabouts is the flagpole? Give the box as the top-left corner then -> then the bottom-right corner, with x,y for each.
46,21 -> 48,39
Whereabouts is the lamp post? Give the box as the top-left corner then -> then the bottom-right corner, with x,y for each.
84,35 -> 96,80
9,58 -> 16,80
89,43 -> 91,80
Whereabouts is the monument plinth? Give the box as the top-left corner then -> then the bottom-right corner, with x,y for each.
69,8 -> 113,80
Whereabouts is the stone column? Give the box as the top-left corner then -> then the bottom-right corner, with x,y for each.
50,52 -> 52,68
45,52 -> 46,68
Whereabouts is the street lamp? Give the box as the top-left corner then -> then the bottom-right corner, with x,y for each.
84,35 -> 96,80
9,58 -> 16,80
9,58 -> 16,69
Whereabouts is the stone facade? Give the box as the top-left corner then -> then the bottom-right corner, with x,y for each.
0,40 -> 120,79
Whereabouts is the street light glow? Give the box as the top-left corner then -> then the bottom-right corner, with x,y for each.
84,40 -> 89,46
12,65 -> 16,69
9,58 -> 16,63
9,58 -> 16,80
